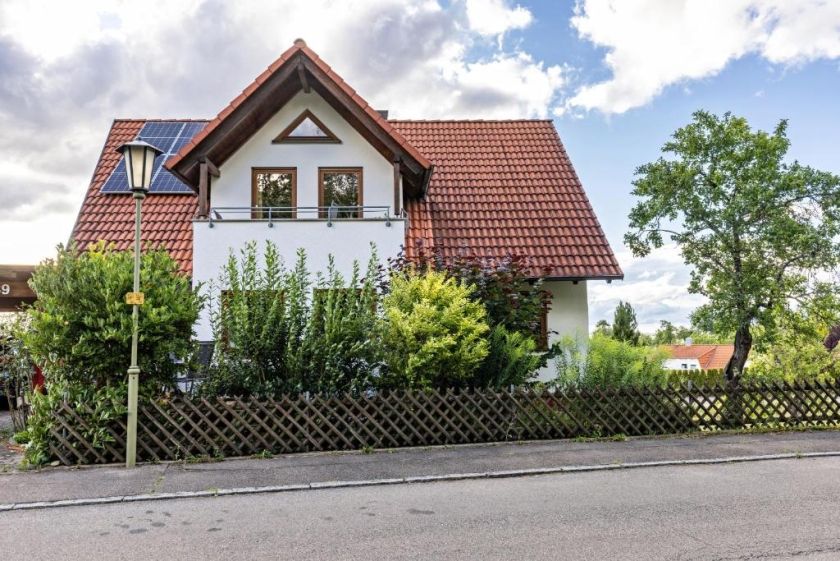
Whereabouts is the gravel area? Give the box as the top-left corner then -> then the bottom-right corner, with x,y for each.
0,409 -> 23,468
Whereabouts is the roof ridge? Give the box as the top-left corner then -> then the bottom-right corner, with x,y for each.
388,118 -> 554,123
114,118 -> 211,123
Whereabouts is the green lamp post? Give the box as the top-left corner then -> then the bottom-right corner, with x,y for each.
117,139 -> 162,468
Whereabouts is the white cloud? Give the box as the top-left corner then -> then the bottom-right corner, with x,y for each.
589,245 -> 706,333
0,0 -> 563,263
568,0 -> 840,114
465,0 -> 533,44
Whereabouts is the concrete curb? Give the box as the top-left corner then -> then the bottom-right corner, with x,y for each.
3,450 -> 839,512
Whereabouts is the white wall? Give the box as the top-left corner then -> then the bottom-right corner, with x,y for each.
663,358 -> 701,370
211,90 -> 397,214
193,219 -> 406,341
537,280 -> 590,382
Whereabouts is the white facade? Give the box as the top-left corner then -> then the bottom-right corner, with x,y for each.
537,281 -> 589,381
190,88 -> 594,356
663,358 -> 701,370
209,90 -> 398,214
193,219 -> 405,340
192,89 -> 404,341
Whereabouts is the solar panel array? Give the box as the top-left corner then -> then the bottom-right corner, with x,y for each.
101,121 -> 207,194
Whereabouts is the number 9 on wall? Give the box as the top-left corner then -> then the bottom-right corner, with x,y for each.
1,284 -> 10,295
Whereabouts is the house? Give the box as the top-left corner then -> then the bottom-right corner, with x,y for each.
70,39 -> 622,367
663,343 -> 734,372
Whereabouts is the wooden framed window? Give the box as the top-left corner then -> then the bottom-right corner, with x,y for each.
252,168 -> 296,219
318,168 -> 363,218
272,109 -> 341,144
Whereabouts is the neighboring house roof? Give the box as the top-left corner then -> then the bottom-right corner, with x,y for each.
664,344 -> 734,371
70,41 -> 623,281
394,120 -> 622,279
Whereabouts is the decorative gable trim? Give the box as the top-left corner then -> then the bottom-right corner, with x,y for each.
165,40 -> 432,198
272,109 -> 340,144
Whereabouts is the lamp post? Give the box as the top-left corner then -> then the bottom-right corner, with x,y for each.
117,140 -> 162,468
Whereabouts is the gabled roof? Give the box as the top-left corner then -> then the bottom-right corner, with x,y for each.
395,120 -> 623,279
70,120 -> 200,274
166,39 -> 431,197
664,344 -> 734,370
70,42 -> 622,281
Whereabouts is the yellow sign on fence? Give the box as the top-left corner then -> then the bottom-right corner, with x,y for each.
125,292 -> 145,305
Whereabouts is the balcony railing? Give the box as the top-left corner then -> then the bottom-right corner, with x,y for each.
205,206 -> 401,228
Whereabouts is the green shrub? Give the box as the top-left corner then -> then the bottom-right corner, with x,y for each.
474,324 -> 541,388
553,333 -> 669,388
664,368 -> 726,386
378,270 -> 490,389
299,256 -> 381,393
205,243 -> 311,396
392,248 -> 549,386
24,381 -> 129,466
204,242 -> 381,396
23,243 -> 201,389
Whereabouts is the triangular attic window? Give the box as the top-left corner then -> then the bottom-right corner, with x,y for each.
272,109 -> 341,144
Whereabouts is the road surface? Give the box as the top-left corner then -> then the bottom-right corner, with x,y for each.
3,457 -> 839,560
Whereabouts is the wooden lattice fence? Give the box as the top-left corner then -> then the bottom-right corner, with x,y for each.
45,380 -> 840,465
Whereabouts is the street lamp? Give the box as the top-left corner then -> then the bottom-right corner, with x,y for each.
117,140 -> 162,468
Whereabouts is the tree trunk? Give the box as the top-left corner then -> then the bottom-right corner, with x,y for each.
724,323 -> 752,428
725,323 -> 752,381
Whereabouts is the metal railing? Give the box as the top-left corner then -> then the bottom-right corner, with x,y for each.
206,206 -> 399,228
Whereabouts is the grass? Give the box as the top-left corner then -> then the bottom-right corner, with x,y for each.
573,433 -> 628,443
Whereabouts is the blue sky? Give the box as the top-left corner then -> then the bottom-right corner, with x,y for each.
0,0 -> 838,331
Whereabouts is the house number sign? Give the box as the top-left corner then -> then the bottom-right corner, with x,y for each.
0,284 -> 9,295
125,292 -> 145,305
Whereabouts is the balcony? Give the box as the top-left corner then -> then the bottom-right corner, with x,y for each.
205,205 -> 399,227
192,205 -> 407,340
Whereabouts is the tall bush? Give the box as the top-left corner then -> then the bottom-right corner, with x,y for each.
473,324 -> 541,388
553,334 -> 668,388
24,243 -> 201,389
205,242 -> 381,396
378,270 -> 490,389
393,246 -> 549,385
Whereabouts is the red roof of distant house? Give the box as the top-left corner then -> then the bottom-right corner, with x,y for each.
664,344 -> 734,370
70,41 -> 622,280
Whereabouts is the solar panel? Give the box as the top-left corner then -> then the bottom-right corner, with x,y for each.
100,121 -> 207,194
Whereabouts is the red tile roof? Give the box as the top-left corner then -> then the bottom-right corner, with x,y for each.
393,120 -> 622,279
70,120 -> 201,274
664,344 -> 734,370
71,42 -> 621,281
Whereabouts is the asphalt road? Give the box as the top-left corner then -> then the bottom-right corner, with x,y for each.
3,457 -> 840,560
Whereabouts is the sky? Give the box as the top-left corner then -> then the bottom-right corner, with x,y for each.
1,0 -> 839,332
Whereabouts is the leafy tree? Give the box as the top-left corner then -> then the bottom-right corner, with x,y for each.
24,243 -> 201,389
747,288 -> 840,382
626,111 -> 840,380
593,319 -> 612,337
654,320 -> 677,344
612,301 -> 640,345
378,270 -> 490,389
